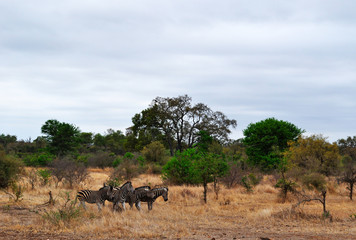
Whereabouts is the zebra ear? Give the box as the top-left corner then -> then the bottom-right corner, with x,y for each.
110,186 -> 113,191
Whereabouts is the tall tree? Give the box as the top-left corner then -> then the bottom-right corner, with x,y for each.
129,95 -> 237,155
41,119 -> 81,156
243,118 -> 303,171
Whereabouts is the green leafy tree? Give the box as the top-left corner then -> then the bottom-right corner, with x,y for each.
243,118 -> 304,171
162,148 -> 197,185
129,95 -> 237,155
163,132 -> 228,203
41,119 -> 81,156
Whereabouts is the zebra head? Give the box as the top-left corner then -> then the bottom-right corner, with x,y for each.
110,181 -> 134,201
162,187 -> 169,202
122,181 -> 134,193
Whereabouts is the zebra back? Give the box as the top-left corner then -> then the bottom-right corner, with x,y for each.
128,186 -> 152,206
140,187 -> 169,203
112,181 -> 134,204
77,185 -> 114,204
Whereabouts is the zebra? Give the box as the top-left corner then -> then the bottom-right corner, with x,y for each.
139,187 -> 169,211
76,184 -> 114,211
110,181 -> 134,211
127,186 -> 152,211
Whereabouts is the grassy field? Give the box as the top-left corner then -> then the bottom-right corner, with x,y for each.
0,168 -> 355,240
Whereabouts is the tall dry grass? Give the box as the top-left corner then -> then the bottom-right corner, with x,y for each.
0,168 -> 355,239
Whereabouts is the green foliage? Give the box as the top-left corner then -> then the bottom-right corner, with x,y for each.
37,169 -> 51,185
243,118 -> 303,171
275,178 -> 297,201
241,173 -> 261,192
162,148 -> 198,185
112,157 -> 122,168
124,152 -> 134,160
106,177 -> 122,188
23,152 -> 54,166
0,151 -> 23,189
9,182 -> 24,202
162,148 -> 228,186
41,119 -> 81,156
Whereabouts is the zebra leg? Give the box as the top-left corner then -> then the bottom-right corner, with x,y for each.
135,201 -> 141,211
80,201 -> 87,210
121,201 -> 126,211
97,202 -> 102,211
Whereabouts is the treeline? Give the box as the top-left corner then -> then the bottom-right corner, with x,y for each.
0,95 -> 355,208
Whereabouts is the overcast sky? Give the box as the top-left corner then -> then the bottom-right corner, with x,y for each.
1,0 -> 356,143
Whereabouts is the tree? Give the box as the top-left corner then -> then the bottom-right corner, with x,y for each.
339,156 -> 356,200
0,134 -> 17,150
287,135 -> 341,176
242,118 -> 304,171
337,136 -> 356,200
162,131 -> 228,203
41,119 -> 81,156
141,141 -> 168,165
129,95 -> 237,155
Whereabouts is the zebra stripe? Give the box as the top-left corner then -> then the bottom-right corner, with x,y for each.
76,184 -> 113,211
138,187 -> 169,211
111,181 -> 134,211
127,186 -> 152,210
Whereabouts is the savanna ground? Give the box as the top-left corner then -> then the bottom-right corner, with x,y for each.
0,168 -> 355,240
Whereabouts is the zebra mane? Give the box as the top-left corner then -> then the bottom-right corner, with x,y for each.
121,181 -> 132,188
152,186 -> 168,192
135,185 -> 151,190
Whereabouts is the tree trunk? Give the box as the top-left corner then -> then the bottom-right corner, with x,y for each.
322,191 -> 327,213
203,181 -> 207,204
350,183 -> 354,200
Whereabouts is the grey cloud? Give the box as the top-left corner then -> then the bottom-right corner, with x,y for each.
1,0 -> 356,142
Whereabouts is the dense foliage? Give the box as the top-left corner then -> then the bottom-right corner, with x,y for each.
243,118 -> 304,171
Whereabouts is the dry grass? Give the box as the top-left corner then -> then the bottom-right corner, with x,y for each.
0,168 -> 355,239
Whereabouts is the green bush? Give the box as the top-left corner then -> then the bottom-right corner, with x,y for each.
0,151 -> 23,189
37,169 -> 51,185
23,152 -> 54,166
162,149 -> 197,185
241,173 -> 261,193
112,157 -> 122,168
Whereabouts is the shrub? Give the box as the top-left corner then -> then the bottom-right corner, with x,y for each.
37,169 -> 51,185
22,152 -> 54,166
87,152 -> 115,168
275,178 -> 297,202
42,191 -> 83,228
0,151 -> 23,189
241,173 -> 261,193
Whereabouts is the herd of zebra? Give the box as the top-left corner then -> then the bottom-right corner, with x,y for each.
76,181 -> 169,212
